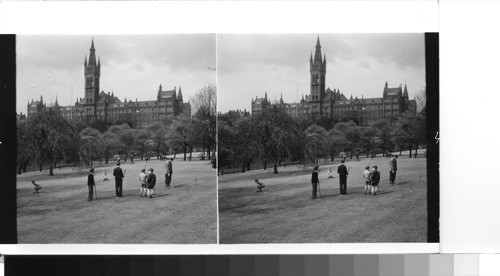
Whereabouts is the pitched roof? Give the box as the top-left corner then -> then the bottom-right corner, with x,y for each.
28,101 -> 41,108
385,87 -> 401,95
158,89 -> 176,99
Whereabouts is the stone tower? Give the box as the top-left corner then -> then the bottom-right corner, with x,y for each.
309,36 -> 326,119
83,38 -> 101,118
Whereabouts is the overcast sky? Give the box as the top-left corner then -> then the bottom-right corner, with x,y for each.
217,33 -> 426,113
17,34 -> 216,113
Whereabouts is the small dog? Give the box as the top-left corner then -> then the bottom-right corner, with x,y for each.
102,172 -> 109,181
31,181 -> 42,193
255,179 -> 265,192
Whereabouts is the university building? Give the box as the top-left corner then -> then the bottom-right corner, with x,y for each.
251,37 -> 416,123
27,39 -> 190,125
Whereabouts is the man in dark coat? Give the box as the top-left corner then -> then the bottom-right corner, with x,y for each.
389,154 -> 398,186
337,160 -> 349,195
311,166 -> 319,199
113,162 -> 125,198
87,168 -> 95,201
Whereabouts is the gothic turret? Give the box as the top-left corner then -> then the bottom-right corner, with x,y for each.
178,86 -> 183,101
309,36 -> 326,118
83,38 -> 101,118
314,36 -> 322,63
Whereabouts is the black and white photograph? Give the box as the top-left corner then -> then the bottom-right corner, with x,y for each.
15,35 -> 217,243
217,33 -> 436,243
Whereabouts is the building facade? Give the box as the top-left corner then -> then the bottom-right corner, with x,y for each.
251,37 -> 417,124
28,39 -> 190,126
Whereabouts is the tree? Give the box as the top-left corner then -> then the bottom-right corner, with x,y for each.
305,124 -> 328,164
360,127 -> 378,158
345,128 -> 361,159
79,127 -> 101,166
146,122 -> 167,159
134,129 -> 153,160
373,119 -> 393,157
327,128 -> 347,161
415,88 -> 426,114
253,106 -> 305,173
17,120 -> 33,174
100,131 -> 122,164
165,113 -> 196,161
23,109 -> 79,175
190,84 -> 216,159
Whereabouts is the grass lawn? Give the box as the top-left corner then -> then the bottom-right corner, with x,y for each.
17,159 -> 217,244
219,157 -> 428,243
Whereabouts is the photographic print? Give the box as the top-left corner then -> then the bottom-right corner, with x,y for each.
217,34 -> 436,243
15,34 -> 217,243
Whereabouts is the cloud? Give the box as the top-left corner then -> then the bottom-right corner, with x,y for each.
217,33 -> 426,113
16,35 -> 215,113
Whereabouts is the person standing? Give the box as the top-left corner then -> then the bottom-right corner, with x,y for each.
363,166 -> 372,195
139,168 -> 147,197
164,158 -> 173,189
337,160 -> 349,195
389,154 -> 398,186
311,166 -> 319,199
113,162 -> 125,198
147,168 -> 157,198
87,168 -> 95,201
371,165 -> 381,195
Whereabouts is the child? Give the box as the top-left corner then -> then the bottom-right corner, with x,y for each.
371,165 -> 380,195
102,172 -> 109,181
327,169 -> 334,179
311,166 -> 319,199
146,168 -> 156,198
255,179 -> 265,192
363,166 -> 372,195
139,169 -> 147,197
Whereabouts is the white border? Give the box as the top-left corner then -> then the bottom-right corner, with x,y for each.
0,1 -> 439,254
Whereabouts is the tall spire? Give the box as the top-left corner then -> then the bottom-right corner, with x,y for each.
98,56 -> 101,66
84,55 -> 87,66
323,54 -> 326,64
310,52 -> 313,63
403,82 -> 408,96
314,35 -> 322,63
178,86 -> 183,99
88,38 -> 97,66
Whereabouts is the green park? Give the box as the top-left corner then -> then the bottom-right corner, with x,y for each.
16,85 -> 217,243
218,97 -> 428,243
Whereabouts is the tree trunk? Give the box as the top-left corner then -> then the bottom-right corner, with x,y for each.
49,164 -> 54,176
409,145 -> 413,158
273,161 -> 278,174
39,162 -> 43,172
399,146 -> 403,156
183,147 -> 187,161
415,146 -> 418,158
